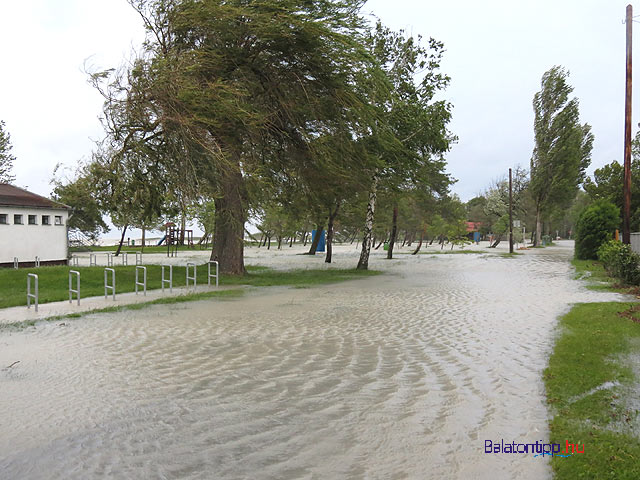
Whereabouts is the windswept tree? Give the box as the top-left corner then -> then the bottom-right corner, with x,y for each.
0,120 -> 16,184
93,0 -> 377,274
530,66 -> 593,245
356,24 -> 454,269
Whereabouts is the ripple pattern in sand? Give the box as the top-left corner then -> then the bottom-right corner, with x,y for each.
0,242 -> 626,479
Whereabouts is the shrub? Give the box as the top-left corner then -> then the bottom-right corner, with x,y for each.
574,200 -> 619,260
597,240 -> 640,285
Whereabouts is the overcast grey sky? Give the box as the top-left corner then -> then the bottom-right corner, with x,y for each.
0,1 -> 637,218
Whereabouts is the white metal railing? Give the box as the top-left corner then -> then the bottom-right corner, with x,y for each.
13,257 -> 18,269
208,261 -> 219,287
186,262 -> 197,288
161,264 -> 173,293
69,270 -> 80,305
70,255 -> 79,267
90,253 -> 97,266
135,266 -> 147,296
34,256 -> 40,268
122,252 -> 128,266
27,273 -> 38,312
106,253 -> 113,267
134,251 -> 142,266
104,268 -> 116,300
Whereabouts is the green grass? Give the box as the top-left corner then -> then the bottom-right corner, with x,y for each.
544,302 -> 640,479
0,264 -> 380,309
572,259 -> 624,293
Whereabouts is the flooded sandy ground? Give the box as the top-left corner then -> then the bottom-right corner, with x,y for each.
0,241 -> 627,479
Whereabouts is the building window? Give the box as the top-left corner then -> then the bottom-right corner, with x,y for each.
14,214 -> 23,225
28,215 -> 37,225
42,215 -> 50,225
55,215 -> 63,225
0,214 -> 7,225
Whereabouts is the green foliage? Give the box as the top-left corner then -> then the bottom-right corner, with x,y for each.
583,133 -> 640,231
51,164 -> 109,242
597,240 -> 640,286
574,200 -> 619,260
0,120 -> 16,183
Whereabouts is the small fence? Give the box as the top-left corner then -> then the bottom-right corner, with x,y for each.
186,263 -> 197,288
135,266 -> 147,296
162,265 -> 173,293
27,273 -> 38,312
69,270 -> 80,305
104,268 -> 116,300
24,261 -> 222,311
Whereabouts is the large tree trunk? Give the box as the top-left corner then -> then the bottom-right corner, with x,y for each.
141,227 -> 146,253
115,224 -> 128,256
325,203 -> 341,264
387,204 -> 399,259
306,223 -> 324,255
210,165 -> 247,275
357,174 -> 378,270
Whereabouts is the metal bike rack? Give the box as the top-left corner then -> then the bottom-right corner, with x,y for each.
122,252 -> 128,266
14,257 -> 18,269
90,253 -> 97,266
135,251 -> 142,266
208,261 -> 219,287
106,253 -> 113,267
27,273 -> 38,312
70,255 -> 79,267
186,263 -> 197,288
104,268 -> 116,300
161,264 -> 173,293
69,270 -> 80,305
135,266 -> 147,296
34,256 -> 40,268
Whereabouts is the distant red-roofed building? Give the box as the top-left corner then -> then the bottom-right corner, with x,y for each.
466,222 -> 483,232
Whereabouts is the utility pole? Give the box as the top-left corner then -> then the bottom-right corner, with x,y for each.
624,4 -> 633,244
509,168 -> 514,254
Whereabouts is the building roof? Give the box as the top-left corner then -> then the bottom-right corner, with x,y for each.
0,183 -> 69,210
466,221 -> 483,232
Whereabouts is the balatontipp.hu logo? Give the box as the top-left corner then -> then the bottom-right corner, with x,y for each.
484,439 -> 585,458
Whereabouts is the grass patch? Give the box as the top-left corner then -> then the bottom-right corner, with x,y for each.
0,264 -> 380,309
499,252 -> 523,258
544,302 -> 640,478
571,259 -> 632,294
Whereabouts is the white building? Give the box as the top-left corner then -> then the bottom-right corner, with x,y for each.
0,184 -> 70,267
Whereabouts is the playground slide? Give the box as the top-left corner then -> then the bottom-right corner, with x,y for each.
157,235 -> 167,246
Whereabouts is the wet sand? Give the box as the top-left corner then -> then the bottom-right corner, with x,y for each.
0,241 -> 626,479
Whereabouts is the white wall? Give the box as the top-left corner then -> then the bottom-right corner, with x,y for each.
0,207 -> 69,263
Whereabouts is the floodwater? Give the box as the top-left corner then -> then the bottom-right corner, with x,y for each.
0,242 -> 626,479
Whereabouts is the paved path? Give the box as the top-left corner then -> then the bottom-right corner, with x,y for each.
0,284 -> 237,326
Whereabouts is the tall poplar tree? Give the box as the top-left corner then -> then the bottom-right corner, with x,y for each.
0,120 -> 16,184
530,66 -> 593,245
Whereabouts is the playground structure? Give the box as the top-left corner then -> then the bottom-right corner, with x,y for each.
157,223 -> 195,257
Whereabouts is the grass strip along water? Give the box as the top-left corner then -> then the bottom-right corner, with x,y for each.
0,264 -> 380,310
543,261 -> 640,478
